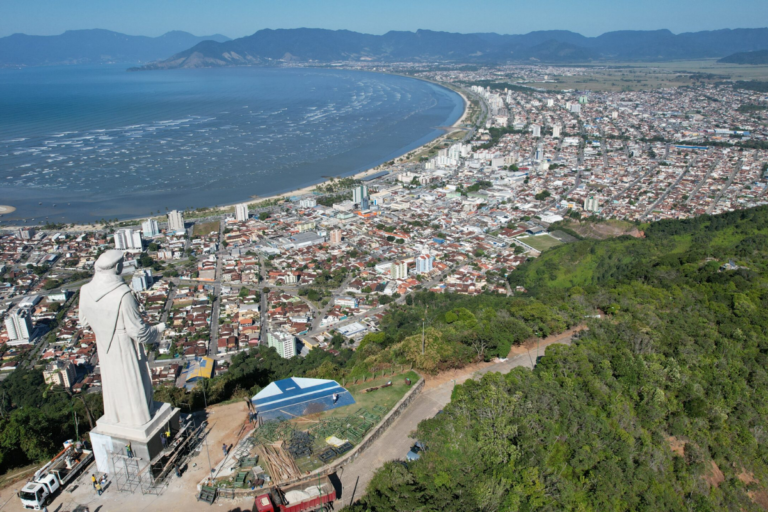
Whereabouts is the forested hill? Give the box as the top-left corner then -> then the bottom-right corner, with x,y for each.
347,206 -> 768,511
133,27 -> 768,70
720,50 -> 768,65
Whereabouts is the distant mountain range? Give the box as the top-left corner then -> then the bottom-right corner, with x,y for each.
132,27 -> 768,70
0,29 -> 230,67
719,49 -> 768,64
3,27 -> 767,69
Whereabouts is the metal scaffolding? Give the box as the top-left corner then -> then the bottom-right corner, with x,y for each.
109,419 -> 207,495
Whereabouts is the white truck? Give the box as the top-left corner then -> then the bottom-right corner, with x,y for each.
18,442 -> 93,510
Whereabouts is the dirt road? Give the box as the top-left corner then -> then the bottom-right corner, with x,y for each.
337,326 -> 585,507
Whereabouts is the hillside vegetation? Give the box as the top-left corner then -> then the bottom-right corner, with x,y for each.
346,206 -> 768,511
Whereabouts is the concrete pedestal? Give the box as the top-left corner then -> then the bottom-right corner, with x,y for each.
90,402 -> 180,473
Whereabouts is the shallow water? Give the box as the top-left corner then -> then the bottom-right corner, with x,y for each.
0,65 -> 463,223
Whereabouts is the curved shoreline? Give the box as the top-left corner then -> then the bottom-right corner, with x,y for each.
1,69 -> 467,231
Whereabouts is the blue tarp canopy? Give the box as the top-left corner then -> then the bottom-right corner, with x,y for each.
252,377 -> 355,421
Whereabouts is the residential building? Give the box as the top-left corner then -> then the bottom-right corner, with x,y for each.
584,196 -> 600,213
415,254 -> 434,274
17,228 -> 35,240
235,203 -> 249,222
5,308 -> 32,344
142,219 -> 160,238
391,260 -> 408,280
299,198 -> 317,208
531,124 -> 541,137
552,125 -> 561,138
329,229 -> 342,245
114,229 -> 143,251
267,331 -> 296,359
43,360 -> 76,389
168,210 -> 185,233
352,185 -> 369,205
131,269 -> 152,292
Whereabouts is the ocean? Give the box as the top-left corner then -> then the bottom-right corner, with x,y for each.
0,65 -> 463,224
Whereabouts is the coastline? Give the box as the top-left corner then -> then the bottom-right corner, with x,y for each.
212,80 -> 469,213
2,72 -> 468,232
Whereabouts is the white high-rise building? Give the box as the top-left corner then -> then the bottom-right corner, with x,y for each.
114,229 -> 143,251
534,146 -> 544,162
167,210 -> 185,233
352,185 -> 369,205
546,99 -> 554,107
570,104 -> 582,114
329,229 -> 342,245
552,125 -> 561,138
391,260 -> 408,280
142,219 -> 160,238
415,254 -> 434,274
267,331 -> 296,359
584,196 -> 600,213
531,124 -> 541,137
235,203 -> 249,222
17,228 -> 35,240
299,198 -> 317,208
5,309 -> 32,344
131,269 -> 152,292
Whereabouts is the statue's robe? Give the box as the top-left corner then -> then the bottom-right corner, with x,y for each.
79,273 -> 161,428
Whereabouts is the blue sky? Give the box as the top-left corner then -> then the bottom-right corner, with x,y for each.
2,0 -> 766,39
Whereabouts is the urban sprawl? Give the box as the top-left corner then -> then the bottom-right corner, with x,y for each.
1,63 -> 766,395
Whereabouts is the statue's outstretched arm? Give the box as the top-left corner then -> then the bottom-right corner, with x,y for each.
120,294 -> 166,345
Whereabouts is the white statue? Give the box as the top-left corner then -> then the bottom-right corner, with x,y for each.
79,250 -> 165,428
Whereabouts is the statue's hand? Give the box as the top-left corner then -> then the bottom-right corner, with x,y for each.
156,322 -> 166,333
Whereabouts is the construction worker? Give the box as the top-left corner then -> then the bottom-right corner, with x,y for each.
222,443 -> 228,457
95,481 -> 103,496
175,463 -> 181,478
91,474 -> 97,489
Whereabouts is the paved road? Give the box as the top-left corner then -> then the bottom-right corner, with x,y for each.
339,333 -> 578,507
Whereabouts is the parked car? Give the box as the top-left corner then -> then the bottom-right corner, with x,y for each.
406,441 -> 426,461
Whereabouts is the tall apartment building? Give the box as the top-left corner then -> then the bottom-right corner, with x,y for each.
352,185 -> 369,205
131,269 -> 152,292
329,229 -> 342,245
531,124 -> 541,137
114,229 -> 143,251
415,254 -> 434,274
235,203 -> 249,222
17,227 -> 35,240
5,309 -> 32,344
391,260 -> 408,280
167,210 -> 185,233
299,198 -> 317,208
43,360 -> 76,389
584,196 -> 600,213
552,125 -> 562,138
142,219 -> 160,237
267,331 -> 296,359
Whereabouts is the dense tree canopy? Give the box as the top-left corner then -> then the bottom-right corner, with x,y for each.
346,206 -> 768,511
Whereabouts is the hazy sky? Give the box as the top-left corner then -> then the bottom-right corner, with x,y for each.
2,0 -> 766,39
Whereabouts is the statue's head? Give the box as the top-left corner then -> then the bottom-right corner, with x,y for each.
95,250 -> 125,275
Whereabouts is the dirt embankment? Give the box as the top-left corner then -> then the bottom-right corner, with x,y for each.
424,325 -> 587,390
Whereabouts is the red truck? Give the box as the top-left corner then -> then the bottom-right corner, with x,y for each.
253,476 -> 336,512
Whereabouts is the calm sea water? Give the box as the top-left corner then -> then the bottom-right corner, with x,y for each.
0,65 -> 463,224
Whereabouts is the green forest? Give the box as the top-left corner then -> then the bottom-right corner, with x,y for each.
345,206 -> 768,511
